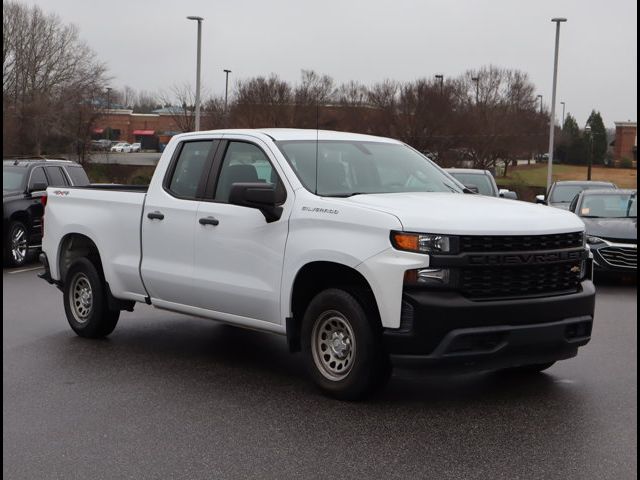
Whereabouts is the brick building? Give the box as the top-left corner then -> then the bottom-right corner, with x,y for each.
612,121 -> 637,163
92,108 -> 189,151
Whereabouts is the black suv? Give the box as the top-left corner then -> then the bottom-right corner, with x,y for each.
3,159 -> 90,267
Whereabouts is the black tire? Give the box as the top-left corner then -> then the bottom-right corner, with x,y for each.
301,288 -> 391,400
63,258 -> 119,338
4,220 -> 30,268
503,361 -> 556,374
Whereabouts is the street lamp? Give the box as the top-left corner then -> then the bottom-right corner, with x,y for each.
435,74 -> 444,95
585,125 -> 593,180
537,94 -> 543,115
546,17 -> 568,193
223,69 -> 232,114
105,87 -> 112,161
471,76 -> 479,104
187,16 -> 204,131
560,101 -> 566,127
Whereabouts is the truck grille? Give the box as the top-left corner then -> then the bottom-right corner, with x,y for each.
460,232 -> 583,253
598,246 -> 637,269
460,262 -> 582,299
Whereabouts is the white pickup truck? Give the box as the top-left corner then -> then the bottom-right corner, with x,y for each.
40,129 -> 595,399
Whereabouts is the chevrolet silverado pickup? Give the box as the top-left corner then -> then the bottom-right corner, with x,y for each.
39,129 -> 596,400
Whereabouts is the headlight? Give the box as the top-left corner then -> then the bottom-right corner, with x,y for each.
586,236 -> 605,245
391,231 -> 455,254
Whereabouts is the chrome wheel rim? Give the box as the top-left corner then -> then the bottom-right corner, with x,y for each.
69,273 -> 93,323
11,225 -> 27,264
311,310 -> 356,381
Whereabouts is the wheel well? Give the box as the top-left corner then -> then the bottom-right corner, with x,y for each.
58,234 -> 102,283
9,212 -> 30,230
288,261 -> 380,352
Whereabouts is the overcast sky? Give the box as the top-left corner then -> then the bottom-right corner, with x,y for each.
25,0 -> 637,128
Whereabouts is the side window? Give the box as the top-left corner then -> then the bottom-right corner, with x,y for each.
214,142 -> 284,203
166,141 -> 214,199
28,167 -> 48,190
65,166 -> 91,186
45,166 -> 68,187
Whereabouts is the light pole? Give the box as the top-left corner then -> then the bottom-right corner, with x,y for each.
435,74 -> 444,95
585,125 -> 593,180
560,101 -> 566,127
105,87 -> 112,162
187,16 -> 204,131
537,94 -> 543,115
546,17 -> 568,193
471,76 -> 479,104
223,69 -> 232,114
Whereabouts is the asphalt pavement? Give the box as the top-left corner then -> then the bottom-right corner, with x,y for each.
3,265 -> 637,480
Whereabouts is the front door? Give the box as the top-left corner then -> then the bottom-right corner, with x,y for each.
193,138 -> 291,325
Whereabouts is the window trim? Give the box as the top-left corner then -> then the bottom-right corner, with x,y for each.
202,139 -> 287,206
162,139 -> 220,201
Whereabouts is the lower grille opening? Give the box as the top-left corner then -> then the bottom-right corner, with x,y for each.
446,332 -> 507,354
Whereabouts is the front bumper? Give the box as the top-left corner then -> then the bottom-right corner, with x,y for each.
384,280 -> 595,372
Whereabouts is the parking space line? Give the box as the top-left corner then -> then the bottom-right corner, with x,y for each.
7,266 -> 44,274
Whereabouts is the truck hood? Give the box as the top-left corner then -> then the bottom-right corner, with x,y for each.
342,192 -> 585,235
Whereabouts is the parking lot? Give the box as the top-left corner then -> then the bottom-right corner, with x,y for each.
3,264 -> 636,480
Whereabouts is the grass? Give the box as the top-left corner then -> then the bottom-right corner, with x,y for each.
501,164 -> 637,189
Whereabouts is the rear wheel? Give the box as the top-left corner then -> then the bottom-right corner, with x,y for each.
301,288 -> 391,400
4,221 -> 30,268
63,258 -> 119,338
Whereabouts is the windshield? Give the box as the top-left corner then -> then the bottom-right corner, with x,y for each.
579,193 -> 637,218
447,172 -> 495,196
550,184 -> 614,203
276,140 -> 463,196
3,167 -> 27,191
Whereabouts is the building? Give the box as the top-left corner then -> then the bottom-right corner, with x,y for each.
612,121 -> 637,163
92,108 -> 191,151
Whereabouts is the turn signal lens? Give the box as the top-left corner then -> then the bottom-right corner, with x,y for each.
393,233 -> 419,252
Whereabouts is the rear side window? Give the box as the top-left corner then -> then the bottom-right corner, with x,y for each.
65,166 -> 90,186
45,166 -> 68,187
28,167 -> 48,189
167,141 -> 214,199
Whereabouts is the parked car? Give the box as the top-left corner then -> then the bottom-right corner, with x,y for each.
110,142 -> 132,153
3,159 -> 90,267
90,139 -> 112,151
130,142 -> 142,153
569,189 -> 637,273
39,129 -> 595,400
536,180 -> 617,209
446,168 -> 518,199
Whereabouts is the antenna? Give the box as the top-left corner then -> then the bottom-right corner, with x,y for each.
315,97 -> 319,195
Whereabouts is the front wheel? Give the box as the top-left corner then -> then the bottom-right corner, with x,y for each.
63,258 -> 119,338
301,288 -> 391,400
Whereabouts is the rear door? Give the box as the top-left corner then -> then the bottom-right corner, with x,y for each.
141,139 -> 220,306
192,137 -> 291,325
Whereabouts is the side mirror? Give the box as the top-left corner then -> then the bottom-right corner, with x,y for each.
28,182 -> 48,193
500,190 -> 518,200
535,194 -> 547,205
228,182 -> 284,223
464,184 -> 480,194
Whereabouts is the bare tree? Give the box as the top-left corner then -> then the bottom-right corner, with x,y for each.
3,1 -> 107,157
158,83 -> 210,132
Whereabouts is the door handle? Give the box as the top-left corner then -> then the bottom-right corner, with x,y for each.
147,211 -> 165,220
199,216 -> 219,226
